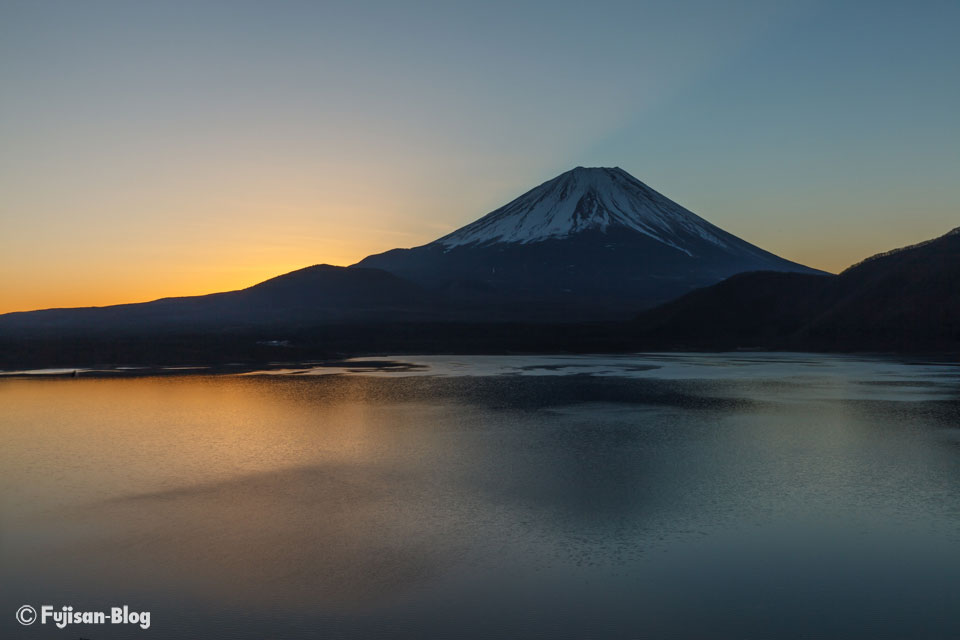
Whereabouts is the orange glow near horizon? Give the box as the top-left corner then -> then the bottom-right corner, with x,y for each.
4,214 -> 952,314
0,226 -> 402,314
0,162 -> 478,314
2,177 -> 957,315
0,258 -> 351,314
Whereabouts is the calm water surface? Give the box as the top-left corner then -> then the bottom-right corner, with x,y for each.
2,353 -> 959,638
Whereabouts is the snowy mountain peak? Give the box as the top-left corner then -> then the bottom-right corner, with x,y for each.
355,166 -> 822,315
434,166 -> 733,254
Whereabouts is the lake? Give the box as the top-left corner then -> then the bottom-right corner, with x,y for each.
2,353 -> 959,638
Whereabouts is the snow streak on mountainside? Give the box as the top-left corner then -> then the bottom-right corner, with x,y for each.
436,166 -> 743,256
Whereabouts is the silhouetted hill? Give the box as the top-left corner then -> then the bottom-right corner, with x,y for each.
634,228 -> 960,351
0,265 -> 442,336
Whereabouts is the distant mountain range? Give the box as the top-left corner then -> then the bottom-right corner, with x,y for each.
1,167 -> 956,364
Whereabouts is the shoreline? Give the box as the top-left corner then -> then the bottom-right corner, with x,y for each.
3,351 -> 959,380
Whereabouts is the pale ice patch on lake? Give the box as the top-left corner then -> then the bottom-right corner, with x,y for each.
247,352 -> 960,402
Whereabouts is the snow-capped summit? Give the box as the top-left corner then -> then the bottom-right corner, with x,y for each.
354,166 -> 823,318
436,166 -> 731,256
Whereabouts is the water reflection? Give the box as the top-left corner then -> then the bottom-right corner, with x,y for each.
1,354 -> 959,638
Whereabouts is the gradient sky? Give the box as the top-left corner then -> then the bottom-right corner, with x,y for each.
2,0 -> 958,313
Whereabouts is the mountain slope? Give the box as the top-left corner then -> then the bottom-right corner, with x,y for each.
799,227 -> 960,349
0,265 -> 440,336
356,167 -> 821,318
634,227 -> 960,351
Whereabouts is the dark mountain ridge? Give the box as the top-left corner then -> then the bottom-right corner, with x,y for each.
0,226 -> 955,369
4,170 -> 952,365
635,227 -> 960,351
0,265 -> 442,336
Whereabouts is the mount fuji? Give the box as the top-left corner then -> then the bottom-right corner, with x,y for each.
6,166 -> 957,364
0,166 -> 825,353
355,166 -> 824,318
